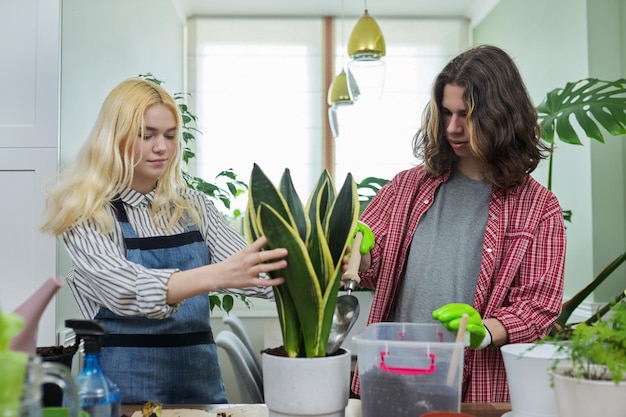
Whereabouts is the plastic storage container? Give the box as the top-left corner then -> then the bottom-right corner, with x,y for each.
353,323 -> 465,417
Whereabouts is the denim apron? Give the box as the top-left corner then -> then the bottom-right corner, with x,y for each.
94,199 -> 227,404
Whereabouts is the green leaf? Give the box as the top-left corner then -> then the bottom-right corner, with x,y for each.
307,171 -> 335,228
221,294 -> 234,313
272,285 -> 301,357
327,173 -> 358,264
537,78 -> 626,145
279,169 -> 308,242
248,164 -> 294,229
257,203 -> 323,357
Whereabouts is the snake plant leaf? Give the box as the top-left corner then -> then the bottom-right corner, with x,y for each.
272,283 -> 302,357
307,171 -> 335,227
257,203 -> 325,357
326,173 -> 359,265
318,174 -> 360,355
537,78 -> 626,145
247,163 -> 295,230
279,169 -> 309,244
309,198 -> 336,356
308,181 -> 333,292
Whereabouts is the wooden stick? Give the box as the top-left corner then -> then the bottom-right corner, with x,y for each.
447,313 -> 468,387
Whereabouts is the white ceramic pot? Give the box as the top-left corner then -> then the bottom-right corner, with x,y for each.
262,348 -> 351,417
500,343 -> 568,417
552,368 -> 626,417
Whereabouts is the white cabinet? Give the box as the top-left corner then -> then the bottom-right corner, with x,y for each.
0,0 -> 60,346
0,149 -> 58,345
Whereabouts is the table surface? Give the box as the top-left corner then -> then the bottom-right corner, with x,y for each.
121,402 -> 511,417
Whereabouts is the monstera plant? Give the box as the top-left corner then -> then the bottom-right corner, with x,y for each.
537,78 -> 626,202
244,164 -> 359,358
536,78 -> 626,333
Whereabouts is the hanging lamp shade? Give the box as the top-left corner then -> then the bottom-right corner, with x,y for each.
347,9 -> 386,102
327,68 -> 360,106
327,69 -> 358,138
347,10 -> 386,60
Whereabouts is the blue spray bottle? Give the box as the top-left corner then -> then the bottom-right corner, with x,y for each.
66,320 -> 121,417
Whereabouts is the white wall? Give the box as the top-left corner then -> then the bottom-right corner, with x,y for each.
57,0 -> 186,326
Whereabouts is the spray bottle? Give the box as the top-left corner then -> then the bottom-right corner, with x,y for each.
65,320 -> 120,417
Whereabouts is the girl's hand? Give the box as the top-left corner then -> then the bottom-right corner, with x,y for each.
221,236 -> 288,288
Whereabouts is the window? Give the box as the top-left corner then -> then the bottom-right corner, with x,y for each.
187,17 -> 469,215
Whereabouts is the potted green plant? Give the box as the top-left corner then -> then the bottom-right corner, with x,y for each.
535,77 -> 626,328
243,163 -> 359,417
537,295 -> 626,417
482,78 -> 626,417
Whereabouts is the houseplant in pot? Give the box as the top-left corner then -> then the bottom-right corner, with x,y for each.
538,294 -> 626,417
243,163 -> 360,417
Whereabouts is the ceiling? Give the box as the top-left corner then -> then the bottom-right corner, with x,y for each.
172,0 -> 500,25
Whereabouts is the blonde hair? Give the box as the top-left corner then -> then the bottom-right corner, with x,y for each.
41,78 -> 201,236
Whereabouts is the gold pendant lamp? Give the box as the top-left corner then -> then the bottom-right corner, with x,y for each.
347,3 -> 386,102
327,68 -> 359,106
347,9 -> 386,60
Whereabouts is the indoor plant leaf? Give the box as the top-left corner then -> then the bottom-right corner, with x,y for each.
537,78 -> 626,145
279,169 -> 309,242
257,203 -> 324,357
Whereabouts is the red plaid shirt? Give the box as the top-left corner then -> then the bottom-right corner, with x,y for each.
352,165 -> 566,402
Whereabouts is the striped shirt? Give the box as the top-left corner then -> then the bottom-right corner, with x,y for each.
64,187 -> 272,320
352,165 -> 566,402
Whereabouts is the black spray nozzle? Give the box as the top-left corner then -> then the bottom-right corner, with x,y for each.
65,319 -> 109,353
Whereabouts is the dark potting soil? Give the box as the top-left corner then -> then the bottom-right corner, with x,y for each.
360,366 -> 459,417
261,345 -> 346,357
37,345 -> 77,362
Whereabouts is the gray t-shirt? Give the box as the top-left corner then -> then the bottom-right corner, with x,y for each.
391,169 -> 491,336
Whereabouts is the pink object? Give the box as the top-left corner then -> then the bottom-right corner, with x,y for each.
9,277 -> 64,353
379,351 -> 437,376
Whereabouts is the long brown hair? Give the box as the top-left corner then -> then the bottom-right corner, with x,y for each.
413,44 -> 550,189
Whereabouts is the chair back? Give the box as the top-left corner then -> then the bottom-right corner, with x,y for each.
216,330 -> 264,403
222,314 -> 261,372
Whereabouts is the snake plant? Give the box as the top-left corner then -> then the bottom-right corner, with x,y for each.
244,164 -> 359,358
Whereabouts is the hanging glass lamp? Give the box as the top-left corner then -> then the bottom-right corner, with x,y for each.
347,9 -> 386,102
327,68 -> 360,138
327,68 -> 360,106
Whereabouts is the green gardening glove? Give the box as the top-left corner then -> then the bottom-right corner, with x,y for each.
351,221 -> 375,255
432,303 -> 488,349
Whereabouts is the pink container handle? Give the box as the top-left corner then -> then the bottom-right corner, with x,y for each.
378,351 -> 437,376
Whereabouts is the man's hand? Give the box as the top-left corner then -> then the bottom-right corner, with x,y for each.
432,303 -> 490,349
352,221 -> 375,255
